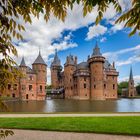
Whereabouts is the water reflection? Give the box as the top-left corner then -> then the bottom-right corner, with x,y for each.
4,99 -> 140,112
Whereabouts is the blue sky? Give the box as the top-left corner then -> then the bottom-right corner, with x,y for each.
14,0 -> 140,84
49,26 -> 140,84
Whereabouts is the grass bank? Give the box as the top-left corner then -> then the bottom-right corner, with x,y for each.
0,117 -> 140,135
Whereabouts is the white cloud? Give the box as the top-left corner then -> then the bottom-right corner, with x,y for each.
12,1 -> 133,84
110,22 -> 125,33
100,37 -> 107,42
14,3 -> 99,66
116,55 -> 140,66
103,44 -> 140,66
86,24 -> 107,40
119,75 -> 140,85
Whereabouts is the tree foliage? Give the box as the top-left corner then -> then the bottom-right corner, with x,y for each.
116,0 -> 140,36
118,81 -> 128,95
0,130 -> 14,139
0,0 -> 139,92
136,83 -> 140,95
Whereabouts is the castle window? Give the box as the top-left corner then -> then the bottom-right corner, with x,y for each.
113,76 -> 115,80
29,85 -> 33,91
8,84 -> 11,90
113,84 -> 115,89
12,93 -> 15,98
84,83 -> 86,88
94,85 -> 96,89
40,85 -> 42,92
13,84 -> 17,90
104,84 -> 106,89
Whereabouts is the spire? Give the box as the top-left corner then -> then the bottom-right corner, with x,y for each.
33,50 -> 46,65
129,66 -> 133,81
20,57 -> 26,67
51,49 -> 61,67
92,41 -> 102,56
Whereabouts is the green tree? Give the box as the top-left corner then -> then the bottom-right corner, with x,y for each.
136,83 -> 140,95
47,85 -> 52,90
118,81 -> 128,95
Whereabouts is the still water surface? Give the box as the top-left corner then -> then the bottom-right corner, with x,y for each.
5,99 -> 140,112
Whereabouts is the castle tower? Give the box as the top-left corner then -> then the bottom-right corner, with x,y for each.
50,49 -> 62,89
19,57 -> 27,99
104,60 -> 119,99
19,57 -> 27,74
88,42 -> 105,100
64,54 -> 76,98
128,67 -> 135,97
74,62 -> 90,100
32,51 -> 47,100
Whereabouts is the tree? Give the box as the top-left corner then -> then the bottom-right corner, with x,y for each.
136,83 -> 140,95
0,0 -> 139,137
118,81 -> 128,95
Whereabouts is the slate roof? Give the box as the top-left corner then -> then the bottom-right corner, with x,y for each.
77,62 -> 89,70
33,51 -> 46,65
20,57 -> 26,67
129,66 -> 133,80
51,49 -> 61,67
92,42 -> 102,57
104,60 -> 114,69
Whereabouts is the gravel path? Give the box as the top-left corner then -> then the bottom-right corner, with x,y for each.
0,113 -> 140,117
5,130 -> 140,140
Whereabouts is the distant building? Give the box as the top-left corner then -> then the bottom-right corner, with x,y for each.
122,67 -> 137,97
51,43 -> 119,100
5,51 -> 47,100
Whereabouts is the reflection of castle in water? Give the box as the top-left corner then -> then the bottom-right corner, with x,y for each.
51,42 -> 119,100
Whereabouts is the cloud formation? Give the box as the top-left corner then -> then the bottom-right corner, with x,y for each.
119,75 -> 140,85
86,24 -> 107,40
103,45 -> 140,66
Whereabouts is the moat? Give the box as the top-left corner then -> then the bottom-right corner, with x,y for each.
4,98 -> 140,112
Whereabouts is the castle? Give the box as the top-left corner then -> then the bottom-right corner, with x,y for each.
5,51 -> 47,100
51,43 -> 119,100
4,43 -> 137,101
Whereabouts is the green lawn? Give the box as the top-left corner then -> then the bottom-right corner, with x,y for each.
0,117 -> 140,135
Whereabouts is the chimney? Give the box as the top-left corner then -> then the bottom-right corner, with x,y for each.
75,56 -> 77,65
112,61 -> 115,68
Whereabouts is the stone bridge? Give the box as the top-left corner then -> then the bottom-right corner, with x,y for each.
46,88 -> 65,99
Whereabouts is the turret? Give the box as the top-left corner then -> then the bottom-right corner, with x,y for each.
19,57 -> 27,74
64,54 -> 76,98
19,57 -> 27,99
32,51 -> 47,100
128,66 -> 135,97
50,49 -> 62,89
88,42 -> 105,100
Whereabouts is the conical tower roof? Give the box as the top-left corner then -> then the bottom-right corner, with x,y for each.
33,51 -> 46,65
51,49 -> 61,67
20,57 -> 26,67
92,41 -> 102,56
129,66 -> 133,80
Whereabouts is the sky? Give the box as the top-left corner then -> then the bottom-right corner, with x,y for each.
13,0 -> 140,85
